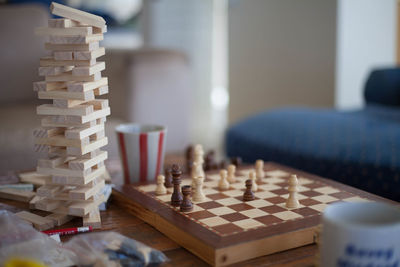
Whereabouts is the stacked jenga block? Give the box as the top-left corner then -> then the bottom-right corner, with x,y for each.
32,2 -> 109,229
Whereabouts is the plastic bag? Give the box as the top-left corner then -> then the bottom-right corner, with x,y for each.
0,210 -> 75,267
64,231 -> 167,266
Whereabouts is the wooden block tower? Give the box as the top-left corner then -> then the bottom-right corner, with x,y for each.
32,2 -> 109,229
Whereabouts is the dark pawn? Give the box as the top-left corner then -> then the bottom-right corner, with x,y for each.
243,179 -> 255,201
171,164 -> 183,207
180,185 -> 193,212
185,145 -> 194,173
231,157 -> 242,168
164,167 -> 173,188
204,150 -> 216,171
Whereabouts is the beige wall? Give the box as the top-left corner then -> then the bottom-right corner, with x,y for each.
228,0 -> 336,124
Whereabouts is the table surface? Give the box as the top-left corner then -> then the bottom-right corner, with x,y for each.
0,155 -> 317,266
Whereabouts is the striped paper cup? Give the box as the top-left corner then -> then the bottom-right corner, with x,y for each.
116,124 -> 167,184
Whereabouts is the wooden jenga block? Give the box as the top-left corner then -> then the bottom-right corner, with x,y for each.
88,99 -> 109,110
19,171 -> 52,186
68,150 -> 107,170
40,56 -> 95,67
48,18 -> 80,28
38,156 -> 67,168
45,71 -> 101,82
69,179 -> 105,200
49,34 -> 103,44
51,166 -> 106,185
65,124 -> 104,139
41,116 -> 100,128
83,210 -> 101,229
35,26 -> 92,36
33,127 -> 64,138
73,47 -> 105,60
72,62 -> 105,76
29,195 -> 44,209
54,51 -> 73,60
35,135 -> 90,148
37,104 -> 94,116
46,213 -> 74,226
35,198 -> 63,211
38,163 -> 99,178
0,188 -> 35,202
68,195 -> 104,216
50,2 -> 106,28
37,185 -> 63,197
38,66 -> 73,76
67,77 -> 108,92
94,86 -> 109,95
15,211 -> 54,231
33,81 -> 66,92
45,42 -> 99,52
67,137 -> 108,156
39,89 -> 95,101
53,99 -> 86,108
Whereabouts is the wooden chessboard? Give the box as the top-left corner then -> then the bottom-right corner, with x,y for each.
112,162 -> 392,266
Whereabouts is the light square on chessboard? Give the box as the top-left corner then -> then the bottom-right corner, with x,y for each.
312,194 -> 339,203
240,208 -> 269,218
246,199 -> 273,208
156,194 -> 172,202
208,206 -> 236,216
138,184 -> 157,192
259,183 -> 281,191
202,188 -> 219,195
207,174 -> 220,180
298,177 -> 314,185
265,170 -> 290,177
203,180 -> 219,188
187,205 -> 204,213
233,218 -> 264,230
309,203 -> 328,212
264,177 -> 286,184
277,202 -> 305,210
192,197 -> 212,204
280,193 -> 308,201
215,197 -> 242,206
230,182 -> 247,190
223,189 -> 245,197
254,190 -> 277,199
199,216 -> 230,227
273,210 -> 303,220
313,186 -> 341,195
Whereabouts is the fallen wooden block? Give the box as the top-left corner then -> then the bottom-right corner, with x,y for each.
15,211 -> 54,231
0,188 -> 35,202
49,34 -> 103,44
46,213 -> 74,226
35,198 -> 63,211
0,184 -> 34,191
50,2 -> 106,29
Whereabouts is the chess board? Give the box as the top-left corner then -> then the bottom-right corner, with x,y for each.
112,162 -> 392,266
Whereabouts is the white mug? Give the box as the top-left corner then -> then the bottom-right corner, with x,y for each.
116,123 -> 167,184
321,201 -> 400,267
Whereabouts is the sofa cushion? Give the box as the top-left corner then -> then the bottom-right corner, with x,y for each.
226,106 -> 400,201
364,68 -> 400,107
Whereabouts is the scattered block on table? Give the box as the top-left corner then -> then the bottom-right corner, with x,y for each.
72,62 -> 105,76
0,188 -> 35,202
48,18 -> 80,28
83,209 -> 101,229
40,56 -> 95,67
0,184 -> 34,191
46,213 -> 74,226
35,26 -> 92,36
73,47 -> 105,60
49,34 -> 104,44
45,42 -> 99,52
50,2 -> 106,28
15,211 -> 54,231
19,171 -> 51,186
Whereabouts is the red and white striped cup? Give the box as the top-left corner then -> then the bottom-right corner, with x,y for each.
116,124 -> 167,184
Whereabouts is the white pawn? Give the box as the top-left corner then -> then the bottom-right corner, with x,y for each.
155,174 -> 167,195
255,160 -> 264,183
249,171 -> 258,192
218,169 -> 230,190
286,174 -> 300,208
193,176 -> 205,202
227,164 -> 236,183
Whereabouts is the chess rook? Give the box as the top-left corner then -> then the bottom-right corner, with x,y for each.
171,164 -> 183,207
32,2 -> 109,229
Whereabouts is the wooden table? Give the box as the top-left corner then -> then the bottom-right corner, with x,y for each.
0,198 -> 316,267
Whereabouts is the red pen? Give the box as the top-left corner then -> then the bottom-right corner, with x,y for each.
42,226 -> 93,236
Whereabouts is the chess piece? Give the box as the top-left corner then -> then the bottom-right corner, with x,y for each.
243,179 -> 255,201
155,175 -> 167,195
249,170 -> 258,192
205,150 -> 217,171
191,144 -> 205,189
164,168 -> 173,188
231,157 -> 242,168
227,164 -> 236,183
218,169 -> 230,190
286,174 -> 300,208
185,145 -> 194,173
180,185 -> 193,212
219,160 -> 228,170
255,160 -> 264,182
193,176 -> 205,202
171,164 -> 183,207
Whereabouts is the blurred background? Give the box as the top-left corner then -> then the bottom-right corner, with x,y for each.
1,0 -> 399,200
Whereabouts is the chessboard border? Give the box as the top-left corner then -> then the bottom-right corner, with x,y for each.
112,162 -> 395,266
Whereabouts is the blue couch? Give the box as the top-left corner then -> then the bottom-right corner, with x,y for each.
226,68 -> 400,201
